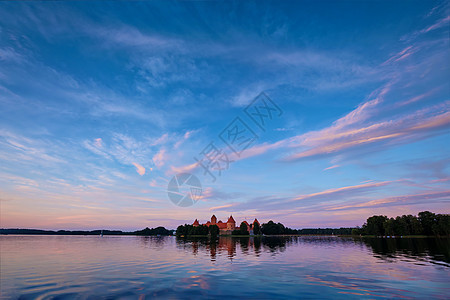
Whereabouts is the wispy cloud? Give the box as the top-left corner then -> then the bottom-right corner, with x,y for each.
324,165 -> 340,171
283,103 -> 450,161
132,162 -> 146,176
213,180 -> 396,213
327,190 -> 450,211
152,148 -> 167,168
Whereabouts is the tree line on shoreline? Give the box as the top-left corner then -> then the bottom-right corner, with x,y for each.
0,226 -> 172,236
175,221 -> 355,237
353,211 -> 449,237
176,211 -> 449,237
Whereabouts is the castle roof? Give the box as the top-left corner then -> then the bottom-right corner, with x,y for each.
217,222 -> 227,229
243,221 -> 249,225
193,219 -> 199,226
253,218 -> 260,225
227,215 -> 235,223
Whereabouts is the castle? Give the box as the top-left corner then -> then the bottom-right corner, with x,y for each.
193,215 -> 260,235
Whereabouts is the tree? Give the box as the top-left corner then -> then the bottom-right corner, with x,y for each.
262,220 -> 285,235
363,215 -> 388,236
403,214 -> 422,235
240,222 -> 249,235
356,211 -> 449,237
352,227 -> 362,236
418,211 -> 437,236
209,225 -> 219,237
433,214 -> 450,236
384,218 -> 395,236
176,225 -> 186,236
394,216 -> 408,236
135,226 -> 171,236
253,222 -> 261,235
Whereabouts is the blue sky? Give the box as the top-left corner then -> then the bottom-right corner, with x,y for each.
0,1 -> 449,230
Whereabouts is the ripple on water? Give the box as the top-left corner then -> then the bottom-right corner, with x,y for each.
1,236 -> 449,299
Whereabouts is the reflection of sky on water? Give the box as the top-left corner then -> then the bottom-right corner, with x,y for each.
1,236 -> 448,298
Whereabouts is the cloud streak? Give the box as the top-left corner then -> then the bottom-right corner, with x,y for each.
132,162 -> 146,176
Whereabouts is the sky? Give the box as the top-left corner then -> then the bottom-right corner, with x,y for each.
0,0 -> 449,231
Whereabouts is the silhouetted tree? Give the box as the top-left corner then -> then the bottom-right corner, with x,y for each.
135,226 -> 171,236
262,220 -> 285,235
419,211 -> 437,236
363,215 -> 388,236
355,211 -> 448,236
240,222 -> 249,235
384,218 -> 395,236
209,225 -> 219,237
433,214 -> 450,236
253,222 -> 261,235
352,227 -> 362,235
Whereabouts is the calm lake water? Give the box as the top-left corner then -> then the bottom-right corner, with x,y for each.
1,235 -> 449,299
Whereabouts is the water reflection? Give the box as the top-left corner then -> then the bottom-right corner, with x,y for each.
177,236 -> 450,265
356,237 -> 450,265
1,235 -> 448,298
176,236 -> 290,260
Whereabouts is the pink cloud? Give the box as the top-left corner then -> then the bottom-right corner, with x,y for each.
291,181 -> 394,202
132,162 -> 145,176
324,165 -> 340,171
152,148 -> 167,168
395,88 -> 439,107
280,101 -> 449,161
422,15 -> 450,33
327,190 -> 450,211
209,203 -> 235,211
382,46 -> 415,65
94,138 -> 103,148
169,162 -> 198,174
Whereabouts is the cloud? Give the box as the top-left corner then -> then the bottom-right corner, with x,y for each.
94,138 -> 103,148
132,162 -> 146,176
212,180 -> 396,213
0,47 -> 25,63
152,148 -> 167,168
395,87 -> 440,107
150,133 -> 169,146
402,5 -> 450,42
324,165 -> 340,171
421,15 -> 450,33
228,94 -> 449,164
0,130 -> 65,164
200,187 -> 245,202
209,203 -> 235,211
291,181 -> 394,203
84,134 -> 152,166
283,105 -> 450,161
91,24 -> 182,50
169,162 -> 199,175
174,129 -> 197,149
327,190 -> 450,211
382,46 -> 416,65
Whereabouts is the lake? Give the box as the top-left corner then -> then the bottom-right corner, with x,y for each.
1,235 -> 449,299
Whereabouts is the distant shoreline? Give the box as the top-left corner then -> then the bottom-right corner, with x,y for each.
0,227 -> 173,236
2,229 -> 447,239
2,232 -> 446,238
